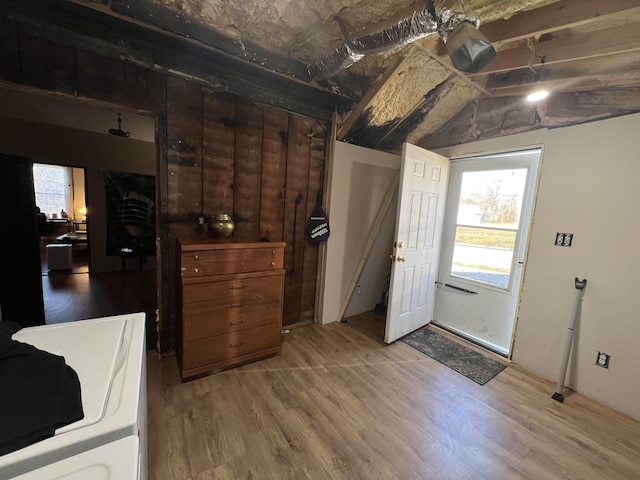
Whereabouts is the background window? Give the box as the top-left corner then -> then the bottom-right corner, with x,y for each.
33,164 -> 70,217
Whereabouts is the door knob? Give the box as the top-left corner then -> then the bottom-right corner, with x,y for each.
397,255 -> 406,262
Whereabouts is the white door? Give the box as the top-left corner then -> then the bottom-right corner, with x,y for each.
433,148 -> 541,356
384,143 -> 449,343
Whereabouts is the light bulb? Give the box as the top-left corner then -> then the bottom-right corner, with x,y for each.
526,88 -> 549,102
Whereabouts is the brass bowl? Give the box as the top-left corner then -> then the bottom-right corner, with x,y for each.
208,213 -> 235,239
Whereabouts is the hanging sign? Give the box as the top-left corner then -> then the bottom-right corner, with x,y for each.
307,193 -> 330,243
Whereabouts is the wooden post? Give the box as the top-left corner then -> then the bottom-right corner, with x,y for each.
313,111 -> 338,323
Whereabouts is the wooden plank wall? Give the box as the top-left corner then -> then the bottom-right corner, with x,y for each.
0,30 -> 328,351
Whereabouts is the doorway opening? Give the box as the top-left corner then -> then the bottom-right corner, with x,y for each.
34,163 -> 89,275
433,148 -> 541,357
0,86 -> 158,343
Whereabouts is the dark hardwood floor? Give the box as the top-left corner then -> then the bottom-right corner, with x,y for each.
39,241 -> 158,348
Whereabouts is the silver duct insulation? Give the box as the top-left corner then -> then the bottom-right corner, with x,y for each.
308,9 -> 480,79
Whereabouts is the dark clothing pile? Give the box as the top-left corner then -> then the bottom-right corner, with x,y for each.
0,321 -> 84,456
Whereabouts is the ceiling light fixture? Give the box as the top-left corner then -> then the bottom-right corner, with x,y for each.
425,0 -> 496,74
108,113 -> 130,137
526,38 -> 548,102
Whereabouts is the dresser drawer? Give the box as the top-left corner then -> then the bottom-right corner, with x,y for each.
183,274 -> 283,304
182,246 -> 284,276
183,297 -> 282,341
183,323 -> 282,370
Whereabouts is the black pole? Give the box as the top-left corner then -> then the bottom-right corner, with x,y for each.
291,193 -> 304,274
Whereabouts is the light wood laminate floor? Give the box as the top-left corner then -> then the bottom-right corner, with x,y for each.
147,312 -> 640,479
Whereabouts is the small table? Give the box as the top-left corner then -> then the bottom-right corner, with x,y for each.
47,218 -> 72,233
56,232 -> 87,245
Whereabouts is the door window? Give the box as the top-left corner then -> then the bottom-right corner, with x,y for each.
450,168 -> 528,289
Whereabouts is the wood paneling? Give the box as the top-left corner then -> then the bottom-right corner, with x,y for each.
124,64 -> 166,114
20,35 -> 76,94
260,109 -> 288,241
202,90 -> 235,215
76,50 -> 125,105
0,27 -> 21,83
300,124 -> 326,323
283,115 -> 312,326
233,99 -> 264,239
1,32 -> 327,351
166,76 -> 203,217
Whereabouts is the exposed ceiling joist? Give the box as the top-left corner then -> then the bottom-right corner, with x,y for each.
4,0 -> 640,151
471,0 -> 640,49
475,21 -> 640,76
486,51 -> 640,97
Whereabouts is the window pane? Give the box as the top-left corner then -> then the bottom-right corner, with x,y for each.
457,169 -> 527,228
451,226 -> 515,289
33,164 -> 67,216
451,168 -> 527,289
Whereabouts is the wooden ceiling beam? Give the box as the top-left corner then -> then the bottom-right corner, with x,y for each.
337,55 -> 407,141
486,49 -> 640,94
489,73 -> 640,97
480,0 -> 640,47
434,0 -> 640,84
435,0 -> 640,56
471,21 -> 640,76
2,0 -> 354,121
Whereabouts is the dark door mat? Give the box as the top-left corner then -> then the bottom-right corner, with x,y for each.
401,327 -> 507,385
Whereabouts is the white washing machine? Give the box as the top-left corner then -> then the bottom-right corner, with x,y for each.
12,436 -> 139,480
0,313 -> 147,479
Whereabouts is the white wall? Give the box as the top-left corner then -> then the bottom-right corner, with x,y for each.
438,112 -> 640,420
321,142 -> 400,324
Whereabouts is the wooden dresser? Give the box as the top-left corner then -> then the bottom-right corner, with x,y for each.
172,232 -> 286,381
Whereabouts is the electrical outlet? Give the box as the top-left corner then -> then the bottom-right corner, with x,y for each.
595,351 -> 610,368
555,233 -> 574,247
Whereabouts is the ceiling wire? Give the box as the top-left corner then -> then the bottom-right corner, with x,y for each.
527,37 -> 546,81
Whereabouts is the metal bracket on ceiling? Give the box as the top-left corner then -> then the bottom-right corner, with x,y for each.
423,0 -> 437,19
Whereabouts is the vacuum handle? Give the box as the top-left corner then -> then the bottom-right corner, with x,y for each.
575,278 -> 587,290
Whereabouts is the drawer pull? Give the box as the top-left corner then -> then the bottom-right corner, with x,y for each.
229,319 -> 246,326
271,262 -> 275,266
272,250 -> 276,255
194,254 -> 199,260
230,303 -> 245,309
228,341 -> 244,348
230,284 -> 248,290
193,268 -> 199,274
